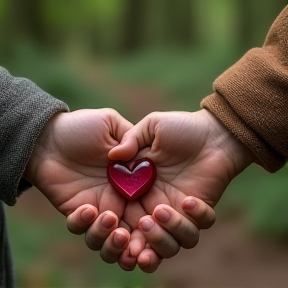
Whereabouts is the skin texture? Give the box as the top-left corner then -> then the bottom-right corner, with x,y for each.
110,109 -> 254,209
23,108 -> 217,272
24,108 -> 254,272
108,109 -> 255,270
24,108 -> 131,252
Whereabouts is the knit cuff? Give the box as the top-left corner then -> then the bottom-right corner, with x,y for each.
201,93 -> 285,173
0,67 -> 69,205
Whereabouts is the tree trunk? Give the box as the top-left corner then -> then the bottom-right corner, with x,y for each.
164,0 -> 193,46
8,0 -> 47,45
236,0 -> 287,52
121,0 -> 145,53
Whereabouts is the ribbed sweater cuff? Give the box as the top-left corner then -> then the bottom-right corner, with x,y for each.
0,67 -> 69,205
201,93 -> 285,173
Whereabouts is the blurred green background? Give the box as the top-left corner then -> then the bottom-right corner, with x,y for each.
1,0 -> 288,287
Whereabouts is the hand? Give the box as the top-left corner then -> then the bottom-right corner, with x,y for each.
108,109 -> 254,268
118,196 -> 215,272
23,108 -> 133,250
23,107 -> 213,273
67,195 -> 215,273
110,109 -> 254,209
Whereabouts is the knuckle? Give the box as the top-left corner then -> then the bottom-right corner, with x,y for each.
100,252 -> 117,264
85,233 -> 102,251
108,108 -> 120,118
151,233 -> 166,245
164,245 -> 180,259
171,214 -> 183,229
66,218 -> 83,235
67,225 -> 81,235
191,200 -> 208,220
103,107 -> 117,114
181,230 -> 200,249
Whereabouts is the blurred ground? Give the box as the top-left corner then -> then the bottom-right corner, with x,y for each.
8,187 -> 288,288
158,217 -> 288,288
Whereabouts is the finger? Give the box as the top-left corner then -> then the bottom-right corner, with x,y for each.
128,229 -> 146,258
137,248 -> 163,273
182,196 -> 216,229
117,229 -> 145,271
108,113 -> 157,161
100,228 -> 130,264
117,248 -> 137,271
98,185 -> 126,220
66,204 -> 98,235
85,211 -> 118,251
138,216 -> 180,258
153,205 -> 200,249
107,109 -> 134,142
121,200 -> 147,231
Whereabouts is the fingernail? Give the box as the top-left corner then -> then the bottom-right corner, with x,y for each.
155,209 -> 170,223
183,199 -> 197,210
139,219 -> 154,232
81,208 -> 95,222
113,232 -> 128,249
102,214 -> 116,229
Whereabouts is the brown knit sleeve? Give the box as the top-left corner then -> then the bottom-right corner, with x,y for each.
201,5 -> 288,173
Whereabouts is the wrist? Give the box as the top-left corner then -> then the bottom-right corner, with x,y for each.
202,109 -> 255,177
23,113 -> 61,185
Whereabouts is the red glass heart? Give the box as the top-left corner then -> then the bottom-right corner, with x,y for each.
107,158 -> 157,201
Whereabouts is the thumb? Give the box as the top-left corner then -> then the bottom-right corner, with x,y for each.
108,113 -> 156,161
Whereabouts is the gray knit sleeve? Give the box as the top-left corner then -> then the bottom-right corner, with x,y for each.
0,67 -> 69,205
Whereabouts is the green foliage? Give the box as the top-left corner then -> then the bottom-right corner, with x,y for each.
217,165 -> 288,239
2,41 -> 126,112
42,0 -> 123,31
112,47 -> 240,110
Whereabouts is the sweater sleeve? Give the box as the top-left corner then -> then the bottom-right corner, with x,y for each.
0,67 -> 69,205
201,5 -> 288,173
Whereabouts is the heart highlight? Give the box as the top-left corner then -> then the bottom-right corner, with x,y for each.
107,157 -> 157,200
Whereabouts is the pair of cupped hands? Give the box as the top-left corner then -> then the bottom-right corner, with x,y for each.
24,108 -> 254,272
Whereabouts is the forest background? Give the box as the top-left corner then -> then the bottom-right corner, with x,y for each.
1,1 -> 288,287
